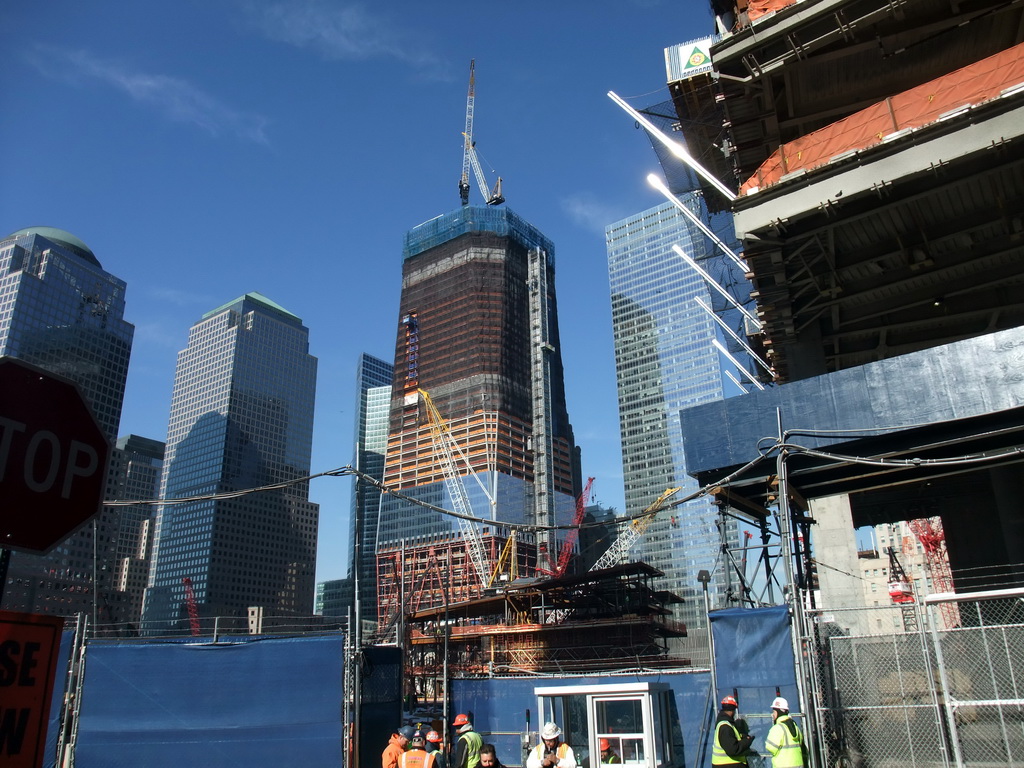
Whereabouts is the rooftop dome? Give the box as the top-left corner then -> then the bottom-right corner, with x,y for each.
4,226 -> 101,267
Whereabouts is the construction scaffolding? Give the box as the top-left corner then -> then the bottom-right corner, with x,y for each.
403,563 -> 687,698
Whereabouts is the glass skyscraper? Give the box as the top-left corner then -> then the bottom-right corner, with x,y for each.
348,353 -> 392,625
0,226 -> 134,617
142,292 -> 318,631
606,198 -> 745,663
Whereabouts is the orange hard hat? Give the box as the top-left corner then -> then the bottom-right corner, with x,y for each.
453,713 -> 470,727
426,731 -> 442,744
600,739 -> 611,751
721,695 -> 738,707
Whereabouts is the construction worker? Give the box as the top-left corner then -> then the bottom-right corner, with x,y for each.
426,730 -> 446,768
765,697 -> 805,767
401,731 -> 438,768
712,696 -> 755,766
479,743 -> 504,768
599,738 -> 620,764
384,725 -> 415,768
527,722 -> 577,768
452,713 -> 483,768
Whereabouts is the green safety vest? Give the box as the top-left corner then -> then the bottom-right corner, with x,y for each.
711,721 -> 747,766
460,730 -> 484,768
765,716 -> 804,768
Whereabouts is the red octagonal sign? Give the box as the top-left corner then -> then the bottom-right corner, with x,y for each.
0,357 -> 111,554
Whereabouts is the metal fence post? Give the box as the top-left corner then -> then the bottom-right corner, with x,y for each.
925,598 -> 965,768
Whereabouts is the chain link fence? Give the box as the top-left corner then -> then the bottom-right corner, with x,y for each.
924,591 -> 1024,767
802,588 -> 1024,768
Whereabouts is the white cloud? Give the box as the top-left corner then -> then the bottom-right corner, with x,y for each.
29,46 -> 270,144
240,0 -> 449,79
561,192 -> 627,236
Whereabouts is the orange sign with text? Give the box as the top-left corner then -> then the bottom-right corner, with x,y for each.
0,611 -> 64,767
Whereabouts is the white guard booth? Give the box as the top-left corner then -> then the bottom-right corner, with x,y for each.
533,682 -> 676,768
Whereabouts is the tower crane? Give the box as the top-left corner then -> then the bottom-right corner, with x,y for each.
589,487 -> 682,572
536,477 -> 595,579
419,388 -> 491,588
459,60 -> 504,207
907,517 -> 960,628
182,576 -> 200,636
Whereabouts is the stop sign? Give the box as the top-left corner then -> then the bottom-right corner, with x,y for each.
0,357 -> 111,554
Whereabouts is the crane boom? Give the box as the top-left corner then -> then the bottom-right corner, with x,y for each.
459,60 -> 475,206
553,477 -> 595,578
419,389 -> 489,587
590,487 -> 681,572
459,59 -> 504,206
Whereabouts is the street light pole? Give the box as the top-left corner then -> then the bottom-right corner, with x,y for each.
697,570 -> 718,768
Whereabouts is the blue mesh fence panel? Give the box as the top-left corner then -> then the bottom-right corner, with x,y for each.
710,606 -> 799,716
357,645 -> 402,768
73,634 -> 344,767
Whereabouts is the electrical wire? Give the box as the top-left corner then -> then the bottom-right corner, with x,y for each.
100,435 -> 1021,538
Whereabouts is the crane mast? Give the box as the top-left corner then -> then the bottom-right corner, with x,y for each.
459,59 -> 504,207
419,388 -> 490,588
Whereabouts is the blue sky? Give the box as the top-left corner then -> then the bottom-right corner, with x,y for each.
1,1 -> 718,583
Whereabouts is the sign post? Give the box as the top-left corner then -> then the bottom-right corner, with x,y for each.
0,357 -> 110,555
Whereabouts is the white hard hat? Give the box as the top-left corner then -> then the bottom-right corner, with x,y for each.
771,696 -> 789,711
541,722 -> 562,739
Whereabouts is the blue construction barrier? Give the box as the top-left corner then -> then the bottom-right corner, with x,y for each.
451,607 -> 800,768
73,634 -> 344,767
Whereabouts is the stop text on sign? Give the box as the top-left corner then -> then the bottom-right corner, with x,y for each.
0,416 -> 101,499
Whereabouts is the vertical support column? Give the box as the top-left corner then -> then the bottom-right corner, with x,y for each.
528,248 -> 557,573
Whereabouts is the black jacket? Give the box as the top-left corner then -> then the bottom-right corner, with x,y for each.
716,712 -> 755,761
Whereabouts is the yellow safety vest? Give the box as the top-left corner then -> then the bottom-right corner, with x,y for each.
460,730 -> 484,768
711,720 -> 747,766
765,716 -> 804,768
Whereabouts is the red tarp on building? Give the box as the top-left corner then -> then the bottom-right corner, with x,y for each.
741,42 -> 1024,194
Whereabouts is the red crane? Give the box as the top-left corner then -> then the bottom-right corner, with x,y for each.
551,477 -> 595,578
182,577 -> 201,636
907,517 -> 960,628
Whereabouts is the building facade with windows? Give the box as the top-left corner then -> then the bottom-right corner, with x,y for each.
606,199 -> 747,662
0,226 -> 134,618
142,292 -> 318,631
106,435 -> 165,629
375,206 -> 579,626
347,353 -> 393,626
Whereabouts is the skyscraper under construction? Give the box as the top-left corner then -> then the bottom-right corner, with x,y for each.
375,206 -> 579,627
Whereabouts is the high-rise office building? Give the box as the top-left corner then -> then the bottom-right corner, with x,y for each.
376,206 -> 578,623
606,199 -> 745,662
106,435 -> 165,629
142,293 -> 318,631
0,226 -> 134,618
348,353 -> 393,625
315,578 -> 354,618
